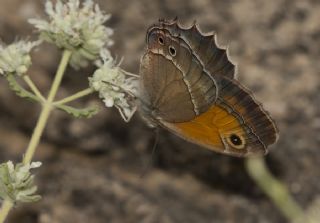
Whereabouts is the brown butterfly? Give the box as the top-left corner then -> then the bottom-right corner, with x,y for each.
138,18 -> 279,157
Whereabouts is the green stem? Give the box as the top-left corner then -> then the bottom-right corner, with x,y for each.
23,50 -> 72,164
0,50 -> 72,223
22,100 -> 52,164
0,201 -> 13,223
53,87 -> 94,106
23,50 -> 71,164
245,157 -> 308,223
23,75 -> 46,103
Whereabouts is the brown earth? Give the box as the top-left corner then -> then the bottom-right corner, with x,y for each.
0,0 -> 319,223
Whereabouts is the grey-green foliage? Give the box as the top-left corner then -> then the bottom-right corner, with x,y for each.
0,161 -> 41,203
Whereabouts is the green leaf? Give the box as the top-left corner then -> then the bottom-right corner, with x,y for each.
6,75 -> 39,102
16,185 -> 41,203
18,194 -> 42,203
56,104 -> 98,118
0,161 -> 42,203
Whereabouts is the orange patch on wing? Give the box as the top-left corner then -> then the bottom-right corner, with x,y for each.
161,105 -> 246,153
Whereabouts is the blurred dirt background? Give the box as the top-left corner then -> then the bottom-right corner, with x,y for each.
0,0 -> 319,222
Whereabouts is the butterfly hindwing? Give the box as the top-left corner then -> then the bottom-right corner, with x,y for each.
160,77 -> 278,157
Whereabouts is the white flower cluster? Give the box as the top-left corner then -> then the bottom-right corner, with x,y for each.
89,52 -> 139,122
0,161 -> 42,203
0,41 -> 39,76
29,0 -> 113,69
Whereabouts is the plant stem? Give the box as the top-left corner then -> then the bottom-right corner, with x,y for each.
0,50 -> 72,223
23,50 -> 72,164
53,87 -> 94,106
23,75 -> 46,103
22,100 -> 52,164
245,157 -> 308,223
0,201 -> 13,223
0,199 -> 13,223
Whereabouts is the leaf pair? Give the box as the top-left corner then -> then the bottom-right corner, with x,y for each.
6,74 -> 98,118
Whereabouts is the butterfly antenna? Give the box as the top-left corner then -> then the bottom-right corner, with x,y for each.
140,128 -> 159,178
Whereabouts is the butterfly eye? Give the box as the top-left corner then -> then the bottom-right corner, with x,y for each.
227,133 -> 245,149
158,37 -> 164,45
169,46 -> 176,56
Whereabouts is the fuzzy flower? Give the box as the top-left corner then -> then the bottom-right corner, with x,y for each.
0,41 -> 39,76
89,51 -> 138,122
0,161 -> 42,203
29,0 -> 113,69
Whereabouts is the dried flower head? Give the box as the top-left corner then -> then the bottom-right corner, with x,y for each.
89,51 -> 138,122
29,0 -> 113,69
0,161 -> 42,203
0,41 -> 39,76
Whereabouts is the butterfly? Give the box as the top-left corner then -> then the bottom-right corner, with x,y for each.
138,18 -> 279,157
